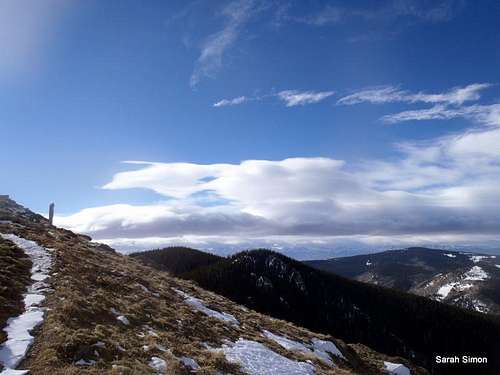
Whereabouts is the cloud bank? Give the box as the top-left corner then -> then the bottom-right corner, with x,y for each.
56,99 -> 500,255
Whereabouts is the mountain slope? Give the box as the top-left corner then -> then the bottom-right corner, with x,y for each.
133,247 -> 500,374
305,248 -> 500,314
0,196 -> 425,375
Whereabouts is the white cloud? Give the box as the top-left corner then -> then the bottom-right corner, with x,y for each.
338,86 -> 407,105
339,84 -> 499,129
213,96 -> 248,107
338,83 -> 491,106
277,90 -> 335,107
213,90 -> 335,108
382,103 -> 500,124
0,0 -> 72,80
190,0 -> 257,87
382,104 -> 462,123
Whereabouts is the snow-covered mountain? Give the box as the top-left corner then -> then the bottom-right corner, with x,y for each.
0,195 -> 423,374
306,247 -> 500,315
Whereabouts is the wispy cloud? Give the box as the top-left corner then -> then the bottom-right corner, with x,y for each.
391,0 -> 466,23
338,83 -> 498,126
213,90 -> 335,108
277,90 -> 335,107
383,103 -> 500,124
190,0 -> 257,87
338,83 -> 492,106
189,1 -> 466,87
213,96 -> 248,107
298,0 -> 465,26
303,6 -> 342,26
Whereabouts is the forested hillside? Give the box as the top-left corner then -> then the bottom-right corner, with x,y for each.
132,247 -> 500,374
305,248 -> 500,314
130,246 -> 222,275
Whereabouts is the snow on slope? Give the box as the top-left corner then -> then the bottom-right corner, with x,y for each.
220,338 -> 315,375
436,283 -> 457,300
0,234 -> 52,374
262,330 -> 345,367
464,266 -> 489,281
384,361 -> 411,375
469,255 -> 495,263
148,356 -> 167,373
173,288 -> 239,325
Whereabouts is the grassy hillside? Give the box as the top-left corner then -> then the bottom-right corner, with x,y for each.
0,196 -> 427,374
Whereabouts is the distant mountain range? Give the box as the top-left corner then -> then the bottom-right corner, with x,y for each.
305,247 -> 500,315
131,246 -> 500,374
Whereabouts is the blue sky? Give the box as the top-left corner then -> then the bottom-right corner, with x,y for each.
2,0 -> 500,257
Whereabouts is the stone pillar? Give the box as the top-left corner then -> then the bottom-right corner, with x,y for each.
49,203 -> 55,225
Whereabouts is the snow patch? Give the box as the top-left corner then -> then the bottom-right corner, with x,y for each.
116,315 -> 130,325
263,330 -> 310,352
443,253 -> 456,258
366,260 -> 372,266
436,283 -> 457,300
0,369 -> 29,374
75,359 -> 96,366
470,255 -> 488,263
0,234 -> 52,373
137,283 -> 160,297
93,341 -> 105,348
263,330 -> 344,367
311,338 -> 345,362
472,299 -> 489,313
384,361 -> 410,375
148,357 -> 167,373
455,283 -> 473,291
495,265 -> 500,269
220,339 -> 315,375
179,356 -> 200,370
173,289 -> 239,325
110,308 -> 130,325
464,266 -> 489,281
